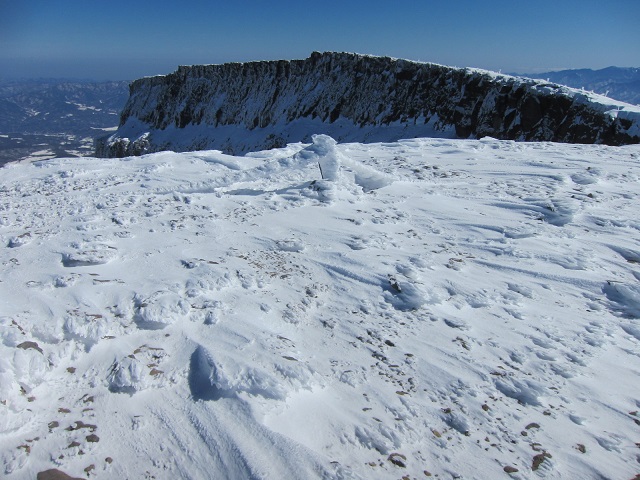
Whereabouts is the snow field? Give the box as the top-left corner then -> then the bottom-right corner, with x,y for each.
0,136 -> 639,479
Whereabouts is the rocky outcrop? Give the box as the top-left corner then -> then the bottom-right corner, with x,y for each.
96,52 -> 640,157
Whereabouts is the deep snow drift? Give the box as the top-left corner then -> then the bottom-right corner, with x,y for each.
1,135 -> 640,479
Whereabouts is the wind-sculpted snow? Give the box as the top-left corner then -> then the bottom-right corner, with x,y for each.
97,52 -> 640,157
2,136 -> 640,479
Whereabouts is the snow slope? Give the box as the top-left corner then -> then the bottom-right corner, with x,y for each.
1,136 -> 640,479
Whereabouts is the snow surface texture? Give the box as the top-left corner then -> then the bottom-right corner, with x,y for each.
96,52 -> 640,158
1,135 -> 640,479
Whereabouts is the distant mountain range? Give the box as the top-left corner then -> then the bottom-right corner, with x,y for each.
511,67 -> 640,106
0,79 -> 129,135
0,79 -> 129,165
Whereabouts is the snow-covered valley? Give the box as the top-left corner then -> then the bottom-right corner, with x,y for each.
1,135 -> 639,479
0,79 -> 128,166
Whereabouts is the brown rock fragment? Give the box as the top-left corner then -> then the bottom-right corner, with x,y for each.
36,470 -> 83,480
17,341 -> 43,354
532,452 -> 552,471
388,452 -> 407,468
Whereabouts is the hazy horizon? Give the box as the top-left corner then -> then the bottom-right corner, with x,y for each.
2,0 -> 639,81
1,55 -> 639,83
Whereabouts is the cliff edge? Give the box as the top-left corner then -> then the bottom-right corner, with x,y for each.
96,52 -> 640,157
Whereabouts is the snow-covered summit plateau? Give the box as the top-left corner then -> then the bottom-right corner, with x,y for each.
97,52 -> 640,157
2,134 -> 640,479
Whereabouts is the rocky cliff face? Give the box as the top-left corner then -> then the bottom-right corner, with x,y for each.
96,52 -> 640,157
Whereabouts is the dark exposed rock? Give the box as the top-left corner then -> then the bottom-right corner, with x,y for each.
65,420 -> 97,432
16,341 -> 43,354
36,469 -> 83,480
96,52 -> 640,158
532,452 -> 552,471
388,452 -> 407,468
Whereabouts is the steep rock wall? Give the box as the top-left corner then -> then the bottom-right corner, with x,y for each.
96,52 -> 640,157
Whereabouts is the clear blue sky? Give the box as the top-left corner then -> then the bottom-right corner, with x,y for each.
1,0 -> 639,80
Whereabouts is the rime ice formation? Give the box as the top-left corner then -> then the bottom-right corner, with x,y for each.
96,52 -> 640,157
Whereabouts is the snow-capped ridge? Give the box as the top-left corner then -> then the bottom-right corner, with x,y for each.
96,52 -> 640,157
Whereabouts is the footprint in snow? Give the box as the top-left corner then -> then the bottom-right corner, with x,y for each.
571,169 -> 600,185
443,317 -> 470,330
63,310 -> 116,351
347,236 -> 369,250
620,323 -> 640,341
53,274 -> 81,288
595,434 -> 623,453
494,377 -> 546,406
609,245 -> 640,264
188,345 -> 294,401
602,281 -> 640,318
275,238 -> 305,252
7,233 -> 32,248
383,276 -> 424,311
134,291 -> 191,330
108,345 -> 167,394
61,243 -> 118,267
503,225 -> 537,239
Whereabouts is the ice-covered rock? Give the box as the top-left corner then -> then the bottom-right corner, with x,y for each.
298,134 -> 341,181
